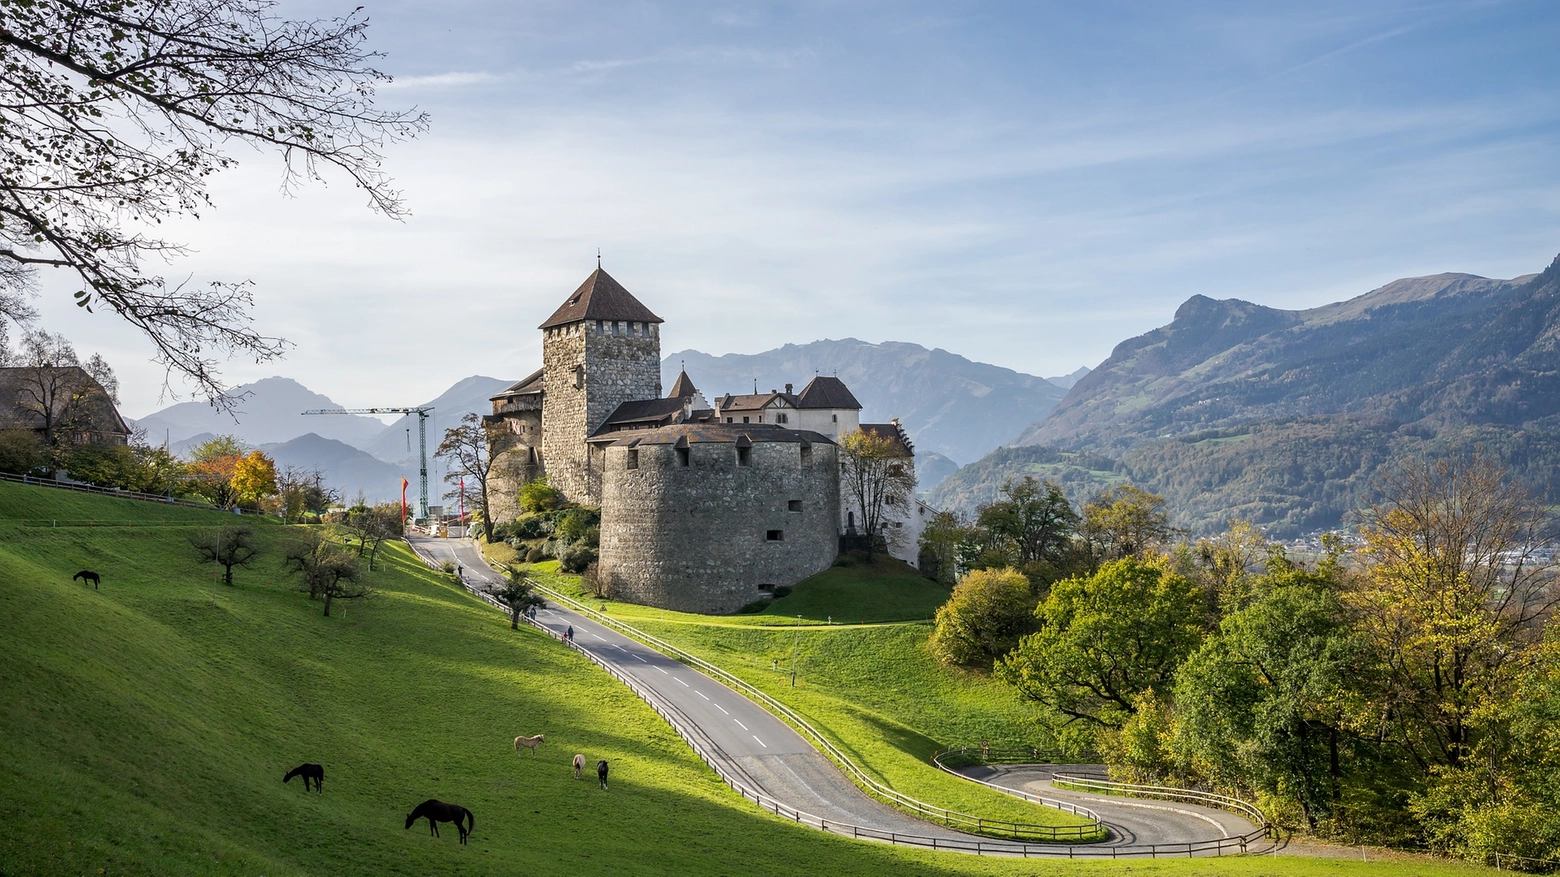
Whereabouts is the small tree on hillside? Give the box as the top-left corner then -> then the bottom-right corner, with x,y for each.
492,572 -> 546,630
190,525 -> 259,586
839,428 -> 917,559
975,477 -> 1080,589
282,532 -> 368,617
185,435 -> 245,508
230,450 -> 278,509
338,503 -> 403,570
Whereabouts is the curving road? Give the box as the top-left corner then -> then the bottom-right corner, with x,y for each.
408,536 -> 1269,857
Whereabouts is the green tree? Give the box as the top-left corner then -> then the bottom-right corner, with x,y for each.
492,572 -> 546,631
928,567 -> 1037,670
0,0 -> 426,399
1173,581 -> 1360,831
1000,556 -> 1204,729
974,477 -> 1080,589
918,509 -> 976,585
518,476 -> 565,514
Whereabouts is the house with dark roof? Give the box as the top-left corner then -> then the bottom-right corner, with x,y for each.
486,267 -> 930,611
0,366 -> 130,448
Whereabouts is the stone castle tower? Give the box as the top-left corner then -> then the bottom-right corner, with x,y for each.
539,268 -> 664,502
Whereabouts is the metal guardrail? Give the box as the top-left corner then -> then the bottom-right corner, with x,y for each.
521,577 -> 1105,843
1048,772 -> 1275,855
416,547 -> 1281,858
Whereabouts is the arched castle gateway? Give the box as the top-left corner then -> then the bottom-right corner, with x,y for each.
488,267 -> 932,614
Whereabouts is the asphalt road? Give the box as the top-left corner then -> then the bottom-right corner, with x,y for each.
407,536 -> 1269,856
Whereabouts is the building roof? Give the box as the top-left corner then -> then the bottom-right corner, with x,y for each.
713,391 -> 798,412
858,421 -> 914,457
796,376 -> 862,410
667,369 -> 699,399
602,422 -> 834,447
0,366 -> 130,439
590,397 -> 689,436
491,368 -> 544,402
538,268 -> 664,330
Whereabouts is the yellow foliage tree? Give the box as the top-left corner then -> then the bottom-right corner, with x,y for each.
230,450 -> 278,509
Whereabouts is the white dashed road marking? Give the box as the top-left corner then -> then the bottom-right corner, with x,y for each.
675,678 -> 689,687
753,735 -> 767,748
735,720 -> 748,730
695,691 -> 709,700
656,666 -> 669,674
714,704 -> 729,715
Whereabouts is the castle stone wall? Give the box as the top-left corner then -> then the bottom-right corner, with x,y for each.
540,321 -> 661,504
599,438 -> 840,614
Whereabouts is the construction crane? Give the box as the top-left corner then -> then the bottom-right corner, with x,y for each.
301,406 -> 434,524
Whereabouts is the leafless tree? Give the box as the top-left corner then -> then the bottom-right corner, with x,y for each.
282,530 -> 367,617
190,525 -> 259,586
839,428 -> 917,559
437,412 -> 515,533
0,0 -> 428,402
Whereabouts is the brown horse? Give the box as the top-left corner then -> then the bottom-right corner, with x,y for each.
513,733 -> 544,756
72,570 -> 100,589
283,763 -> 323,793
405,799 -> 474,844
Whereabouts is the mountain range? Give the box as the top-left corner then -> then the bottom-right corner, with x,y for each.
933,253 -> 1560,536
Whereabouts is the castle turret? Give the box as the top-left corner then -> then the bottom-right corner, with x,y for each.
540,268 -> 664,503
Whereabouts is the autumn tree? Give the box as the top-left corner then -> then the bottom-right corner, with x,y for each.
839,428 -> 917,558
1351,452 -> 1559,778
190,525 -> 259,586
185,435 -> 244,508
1079,485 -> 1175,568
436,412 -> 514,533
282,531 -> 367,617
0,0 -> 427,400
929,567 -> 1038,670
230,450 -> 278,508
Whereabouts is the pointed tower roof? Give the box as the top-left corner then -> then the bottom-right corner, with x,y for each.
796,375 -> 862,410
539,268 -> 664,330
667,369 -> 698,399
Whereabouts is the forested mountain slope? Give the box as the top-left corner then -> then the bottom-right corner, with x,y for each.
936,254 -> 1560,535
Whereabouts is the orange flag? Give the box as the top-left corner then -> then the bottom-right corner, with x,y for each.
401,477 -> 409,523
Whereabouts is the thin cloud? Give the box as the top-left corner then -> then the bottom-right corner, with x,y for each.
380,71 -> 505,90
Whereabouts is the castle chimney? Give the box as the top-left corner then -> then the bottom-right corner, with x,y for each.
785,383 -> 793,394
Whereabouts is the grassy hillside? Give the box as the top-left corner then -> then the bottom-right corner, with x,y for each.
1,481 -> 1486,876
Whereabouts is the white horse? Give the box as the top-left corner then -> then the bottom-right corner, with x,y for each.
513,733 -> 545,757
573,754 -> 585,779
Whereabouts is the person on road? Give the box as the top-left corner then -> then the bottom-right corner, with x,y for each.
565,625 -> 574,643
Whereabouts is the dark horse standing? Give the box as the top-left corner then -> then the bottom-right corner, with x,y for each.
72,570 -> 100,590
405,799 -> 474,844
283,763 -> 324,793
597,759 -> 609,790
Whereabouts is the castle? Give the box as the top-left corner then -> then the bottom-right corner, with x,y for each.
487,267 -> 931,614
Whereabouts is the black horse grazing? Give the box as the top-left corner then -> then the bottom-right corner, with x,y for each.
72,570 -> 100,590
405,799 -> 474,844
283,763 -> 324,793
597,759 -> 609,790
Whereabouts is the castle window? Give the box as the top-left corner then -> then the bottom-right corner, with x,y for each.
832,414 -> 838,422
627,449 -> 639,469
742,416 -> 750,424
788,500 -> 802,512
737,446 -> 751,467
676,447 -> 690,467
766,530 -> 784,542
595,320 -> 604,335
726,417 -> 733,423
800,444 -> 812,464
776,413 -> 788,424
758,583 -> 775,593
888,464 -> 905,477
574,365 -> 584,389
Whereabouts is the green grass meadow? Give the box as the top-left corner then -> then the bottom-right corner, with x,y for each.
0,481 -> 1488,876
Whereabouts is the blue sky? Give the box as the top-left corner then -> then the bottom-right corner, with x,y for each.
33,0 -> 1560,419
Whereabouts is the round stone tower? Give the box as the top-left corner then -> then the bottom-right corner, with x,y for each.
539,268 -> 663,504
598,423 -> 841,614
